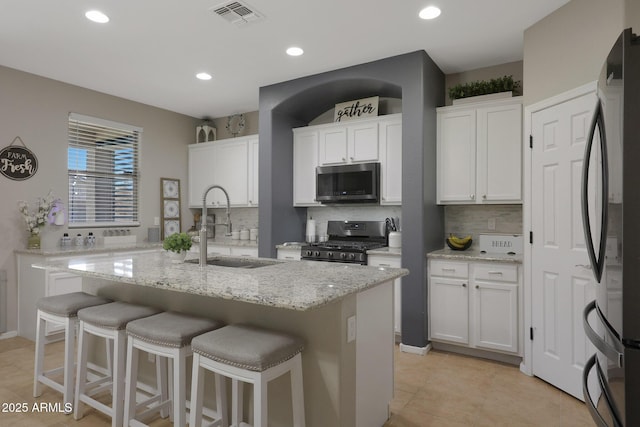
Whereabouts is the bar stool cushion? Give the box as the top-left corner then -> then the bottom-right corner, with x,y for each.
78,302 -> 161,330
37,292 -> 111,317
192,324 -> 304,372
126,311 -> 223,348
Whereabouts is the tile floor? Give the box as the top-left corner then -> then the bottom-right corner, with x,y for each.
0,337 -> 593,426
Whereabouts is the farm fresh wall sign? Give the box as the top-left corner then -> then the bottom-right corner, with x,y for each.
334,96 -> 379,122
0,137 -> 38,180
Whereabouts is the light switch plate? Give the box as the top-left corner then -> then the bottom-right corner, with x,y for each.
347,315 -> 356,343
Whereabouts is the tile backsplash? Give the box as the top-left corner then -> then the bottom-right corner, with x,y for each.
444,205 -> 523,247
307,205 -> 402,236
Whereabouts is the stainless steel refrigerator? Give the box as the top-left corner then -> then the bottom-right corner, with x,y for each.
582,28 -> 640,427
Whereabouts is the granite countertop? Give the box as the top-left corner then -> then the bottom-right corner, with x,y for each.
207,238 -> 258,247
368,247 -> 402,257
275,242 -> 306,249
33,252 -> 408,311
15,242 -> 163,257
427,248 -> 523,264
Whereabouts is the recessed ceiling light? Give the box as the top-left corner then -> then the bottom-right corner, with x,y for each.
419,6 -> 441,20
85,10 -> 110,24
196,72 -> 212,81
286,47 -> 304,57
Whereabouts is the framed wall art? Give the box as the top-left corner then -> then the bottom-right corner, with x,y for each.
160,178 -> 181,239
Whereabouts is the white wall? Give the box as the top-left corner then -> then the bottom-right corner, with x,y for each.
0,65 -> 198,333
523,0 -> 625,106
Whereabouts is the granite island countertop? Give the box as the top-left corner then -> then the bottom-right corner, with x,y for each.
33,251 -> 408,311
427,248 -> 523,264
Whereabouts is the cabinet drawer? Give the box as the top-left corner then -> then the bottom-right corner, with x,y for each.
229,246 -> 258,258
368,255 -> 401,268
473,263 -> 518,283
430,260 -> 468,278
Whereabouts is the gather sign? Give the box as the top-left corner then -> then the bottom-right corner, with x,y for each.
0,138 -> 39,180
334,96 -> 379,122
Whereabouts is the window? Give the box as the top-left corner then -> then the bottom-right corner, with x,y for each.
68,113 -> 141,227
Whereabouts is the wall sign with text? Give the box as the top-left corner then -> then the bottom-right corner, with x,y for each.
334,96 -> 379,122
0,137 -> 38,181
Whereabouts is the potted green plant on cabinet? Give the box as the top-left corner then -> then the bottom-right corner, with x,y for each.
163,232 -> 192,262
448,75 -> 521,104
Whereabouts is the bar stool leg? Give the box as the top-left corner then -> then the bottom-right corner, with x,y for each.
172,348 -> 187,427
215,372 -> 228,426
33,311 -> 46,398
112,329 -> 126,427
189,353 -> 205,427
254,379 -> 268,427
157,355 -> 170,419
74,320 -> 89,420
291,354 -> 306,427
123,337 -> 138,426
63,317 -> 75,408
232,379 -> 243,427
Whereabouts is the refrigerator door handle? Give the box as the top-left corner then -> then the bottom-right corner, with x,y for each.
583,354 -> 624,427
581,99 -> 609,283
583,300 -> 624,368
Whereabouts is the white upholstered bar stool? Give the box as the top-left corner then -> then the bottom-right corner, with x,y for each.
123,311 -> 224,427
189,324 -> 305,427
74,301 -> 162,427
33,292 -> 112,408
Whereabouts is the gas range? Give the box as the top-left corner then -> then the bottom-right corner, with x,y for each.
301,220 -> 388,265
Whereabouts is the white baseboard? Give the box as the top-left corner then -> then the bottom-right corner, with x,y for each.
399,342 -> 432,356
0,331 -> 18,340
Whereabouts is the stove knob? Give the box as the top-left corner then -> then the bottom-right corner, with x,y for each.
340,253 -> 347,260
327,252 -> 334,258
314,251 -> 321,257
305,250 -> 313,257
349,253 -> 356,260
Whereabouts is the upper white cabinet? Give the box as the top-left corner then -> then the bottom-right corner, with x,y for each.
319,121 -> 379,165
293,128 -> 320,206
188,135 -> 258,208
293,114 -> 402,206
437,97 -> 522,204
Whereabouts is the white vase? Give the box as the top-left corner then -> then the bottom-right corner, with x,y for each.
166,250 -> 186,263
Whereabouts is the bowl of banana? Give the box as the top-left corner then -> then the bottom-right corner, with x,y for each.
446,234 -> 472,251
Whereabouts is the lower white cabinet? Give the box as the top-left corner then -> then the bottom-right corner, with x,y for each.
276,247 -> 302,261
429,259 -> 521,355
367,254 -> 402,337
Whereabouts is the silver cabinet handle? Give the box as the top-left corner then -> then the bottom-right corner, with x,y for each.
378,263 -> 391,267
442,268 -> 456,272
575,264 -> 592,269
482,194 -> 487,199
487,271 -> 503,275
469,194 -> 475,200
342,157 -> 346,161
475,285 -> 479,289
462,283 -> 467,287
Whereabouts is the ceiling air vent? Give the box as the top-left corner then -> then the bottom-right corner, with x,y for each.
210,1 -> 263,26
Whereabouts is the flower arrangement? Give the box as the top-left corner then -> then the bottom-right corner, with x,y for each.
163,232 -> 193,254
17,191 -> 57,235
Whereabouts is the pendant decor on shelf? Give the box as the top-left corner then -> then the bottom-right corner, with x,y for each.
0,136 -> 38,180
196,121 -> 217,143
226,114 -> 245,137
334,96 -> 379,122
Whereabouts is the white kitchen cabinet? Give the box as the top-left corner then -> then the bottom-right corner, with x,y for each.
188,135 -> 258,208
437,97 -> 522,204
277,247 -> 301,261
429,259 -> 521,355
318,121 -> 378,165
378,115 -> 402,205
293,128 -> 320,206
293,114 -> 402,206
368,254 -> 402,338
248,136 -> 259,206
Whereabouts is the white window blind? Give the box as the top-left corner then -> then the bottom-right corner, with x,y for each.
68,113 -> 142,228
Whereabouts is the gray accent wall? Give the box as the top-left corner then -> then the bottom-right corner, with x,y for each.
258,51 -> 444,349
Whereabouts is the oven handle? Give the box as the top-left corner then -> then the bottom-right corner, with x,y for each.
583,354 -> 625,427
583,300 -> 624,368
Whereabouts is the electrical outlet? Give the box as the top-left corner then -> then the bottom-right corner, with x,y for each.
488,217 -> 496,231
347,315 -> 356,343
154,216 -> 160,226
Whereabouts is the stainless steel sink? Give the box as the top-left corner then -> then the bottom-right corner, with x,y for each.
185,257 -> 279,269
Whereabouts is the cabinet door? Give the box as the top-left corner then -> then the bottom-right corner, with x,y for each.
429,276 -> 469,344
348,121 -> 379,162
212,139 -> 249,206
437,109 -> 477,204
476,102 -> 522,202
472,280 -> 518,353
248,137 -> 259,206
293,129 -> 320,206
319,127 -> 348,165
188,142 -> 217,208
379,117 -> 402,205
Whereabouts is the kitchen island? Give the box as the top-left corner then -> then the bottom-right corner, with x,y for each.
34,251 -> 408,427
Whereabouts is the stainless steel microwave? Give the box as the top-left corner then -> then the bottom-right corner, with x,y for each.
316,162 -> 380,203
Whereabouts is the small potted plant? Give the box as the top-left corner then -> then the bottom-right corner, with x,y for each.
163,232 -> 192,262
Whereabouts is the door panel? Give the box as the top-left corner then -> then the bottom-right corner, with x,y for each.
531,90 -> 598,400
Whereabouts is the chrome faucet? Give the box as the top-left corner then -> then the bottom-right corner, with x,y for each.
200,185 -> 232,267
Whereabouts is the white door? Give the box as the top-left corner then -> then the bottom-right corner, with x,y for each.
530,91 -> 598,400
